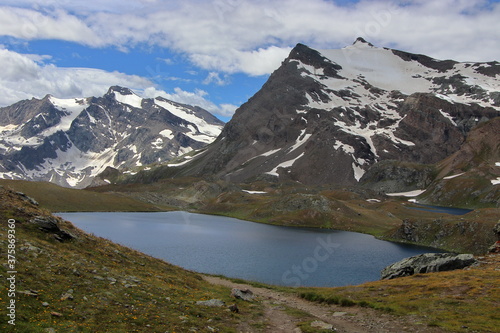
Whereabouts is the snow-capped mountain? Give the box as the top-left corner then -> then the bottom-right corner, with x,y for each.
178,38 -> 499,186
0,86 -> 224,188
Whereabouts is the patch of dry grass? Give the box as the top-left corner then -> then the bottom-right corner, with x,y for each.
0,187 -> 258,332
297,255 -> 500,332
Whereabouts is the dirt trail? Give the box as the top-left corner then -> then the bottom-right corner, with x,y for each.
203,275 -> 446,333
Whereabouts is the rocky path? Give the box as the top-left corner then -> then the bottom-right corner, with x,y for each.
203,276 -> 447,333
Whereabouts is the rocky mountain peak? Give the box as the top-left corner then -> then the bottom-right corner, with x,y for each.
174,40 -> 499,188
107,85 -> 135,96
352,37 -> 374,47
0,87 -> 224,188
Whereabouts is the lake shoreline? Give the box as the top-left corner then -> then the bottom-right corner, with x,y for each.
59,211 -> 446,288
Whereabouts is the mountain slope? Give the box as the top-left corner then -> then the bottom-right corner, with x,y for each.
419,116 -> 500,207
0,86 -> 224,188
0,186 -> 255,332
177,38 -> 499,186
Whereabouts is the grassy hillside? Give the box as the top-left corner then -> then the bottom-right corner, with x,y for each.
0,187 -> 257,332
297,254 -> 500,332
0,179 -> 167,212
2,184 -> 499,332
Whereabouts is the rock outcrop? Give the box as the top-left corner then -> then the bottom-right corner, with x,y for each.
381,253 -> 477,280
31,215 -> 76,242
488,221 -> 500,253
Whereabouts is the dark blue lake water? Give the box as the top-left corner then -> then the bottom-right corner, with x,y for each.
58,212 -> 443,287
407,204 -> 473,216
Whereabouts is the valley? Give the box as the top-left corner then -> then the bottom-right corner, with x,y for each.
1,38 -> 499,332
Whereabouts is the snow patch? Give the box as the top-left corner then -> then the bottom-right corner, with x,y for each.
352,162 -> 365,181
261,149 -> 282,157
39,97 -> 88,137
386,189 -> 426,197
443,172 -> 464,180
333,141 -> 354,154
159,129 -> 174,140
152,138 -> 163,149
266,153 -> 305,176
438,109 -> 457,126
168,159 -> 192,167
114,91 -> 143,109
288,130 -> 311,153
491,177 -> 500,185
155,98 -> 222,140
242,190 -> 267,194
0,124 -> 18,133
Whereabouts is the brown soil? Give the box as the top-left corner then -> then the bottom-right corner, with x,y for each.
203,276 -> 448,333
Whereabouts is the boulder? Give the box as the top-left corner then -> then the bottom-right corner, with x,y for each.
30,215 -> 76,242
488,221 -> 500,253
493,221 -> 500,238
16,191 -> 39,206
31,216 -> 60,232
196,299 -> 225,307
228,304 -> 239,313
231,288 -> 254,301
381,253 -> 477,280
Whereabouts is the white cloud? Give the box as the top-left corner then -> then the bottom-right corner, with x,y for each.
203,72 -> 230,85
192,46 -> 292,76
1,0 -> 499,75
0,6 -> 102,46
142,86 -> 236,118
0,48 -> 152,106
218,103 -> 239,118
0,48 -> 238,118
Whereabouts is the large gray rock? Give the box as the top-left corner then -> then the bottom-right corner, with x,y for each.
31,216 -> 60,232
231,288 -> 254,302
381,253 -> 477,280
31,215 -> 76,242
196,299 -> 225,307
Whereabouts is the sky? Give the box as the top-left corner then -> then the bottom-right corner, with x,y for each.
0,0 -> 499,121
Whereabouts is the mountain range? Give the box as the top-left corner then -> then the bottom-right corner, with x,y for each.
0,86 -> 224,188
0,38 -> 499,203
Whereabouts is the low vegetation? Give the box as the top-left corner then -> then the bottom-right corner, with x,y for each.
295,254 -> 500,332
1,183 -> 499,332
0,179 -> 165,212
0,187 -> 258,332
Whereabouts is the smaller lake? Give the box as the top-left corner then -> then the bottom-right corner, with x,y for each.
59,212 -> 444,287
407,204 -> 473,216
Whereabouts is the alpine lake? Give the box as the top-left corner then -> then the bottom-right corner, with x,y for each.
59,211 -> 447,287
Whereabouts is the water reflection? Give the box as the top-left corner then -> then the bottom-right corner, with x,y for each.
59,211 -> 443,287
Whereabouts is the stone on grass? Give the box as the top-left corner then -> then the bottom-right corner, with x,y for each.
381,253 -> 477,280
196,299 -> 225,307
231,288 -> 254,301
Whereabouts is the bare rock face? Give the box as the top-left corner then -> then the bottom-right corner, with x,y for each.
177,39 -> 499,187
381,253 -> 477,280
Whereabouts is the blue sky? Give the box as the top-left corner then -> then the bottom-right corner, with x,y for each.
0,0 -> 499,122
